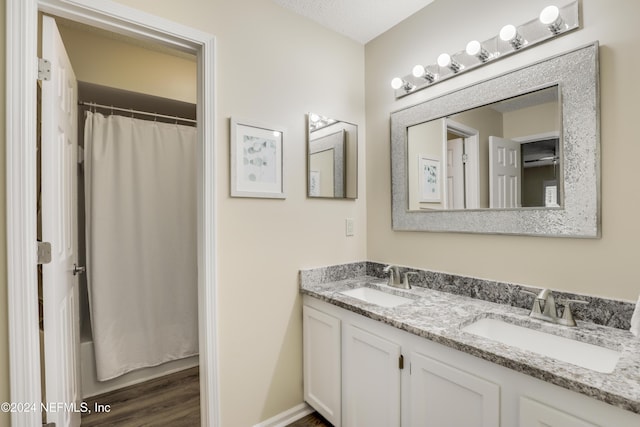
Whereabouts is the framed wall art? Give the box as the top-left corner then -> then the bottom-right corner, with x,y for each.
230,117 -> 286,199
419,156 -> 440,202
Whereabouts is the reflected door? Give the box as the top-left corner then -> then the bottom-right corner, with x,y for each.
489,136 -> 521,208
447,138 -> 465,209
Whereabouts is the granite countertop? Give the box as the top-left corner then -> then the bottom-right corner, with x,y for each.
300,275 -> 640,414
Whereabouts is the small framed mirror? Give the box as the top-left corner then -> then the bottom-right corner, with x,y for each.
307,113 -> 358,199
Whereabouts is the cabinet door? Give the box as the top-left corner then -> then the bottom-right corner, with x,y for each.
303,305 -> 342,427
520,396 -> 598,427
343,324 -> 401,427
410,352 -> 500,427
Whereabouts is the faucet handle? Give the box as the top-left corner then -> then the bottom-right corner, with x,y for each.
520,289 -> 543,315
403,272 -> 418,289
556,298 -> 588,327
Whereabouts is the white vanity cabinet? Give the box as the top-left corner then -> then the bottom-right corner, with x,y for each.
302,295 -> 640,427
519,396 -> 598,427
343,323 -> 402,427
409,351 -> 500,427
303,305 -> 342,426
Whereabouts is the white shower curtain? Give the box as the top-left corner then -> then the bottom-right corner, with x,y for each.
84,112 -> 198,381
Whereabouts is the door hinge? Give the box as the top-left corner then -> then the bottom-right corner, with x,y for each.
462,153 -> 469,164
399,354 -> 404,370
37,241 -> 52,265
38,58 -> 51,81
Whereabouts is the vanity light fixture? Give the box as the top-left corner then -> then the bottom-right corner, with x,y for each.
390,1 -> 579,99
465,40 -> 491,62
437,53 -> 463,73
499,24 -> 525,49
540,5 -> 565,34
412,64 -> 436,83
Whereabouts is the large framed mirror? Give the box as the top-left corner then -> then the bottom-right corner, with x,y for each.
391,42 -> 600,237
307,113 -> 358,199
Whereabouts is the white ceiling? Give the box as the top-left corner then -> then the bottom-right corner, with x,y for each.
272,0 -> 436,44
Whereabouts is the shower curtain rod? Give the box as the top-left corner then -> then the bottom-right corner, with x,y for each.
78,101 -> 197,124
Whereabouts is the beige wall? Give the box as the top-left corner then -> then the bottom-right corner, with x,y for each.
57,23 -> 197,103
503,101 -> 559,139
366,0 -> 640,302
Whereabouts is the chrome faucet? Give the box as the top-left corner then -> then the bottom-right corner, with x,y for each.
522,288 -> 588,327
382,265 -> 416,290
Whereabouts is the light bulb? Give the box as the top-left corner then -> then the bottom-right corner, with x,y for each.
499,24 -> 524,49
499,24 -> 517,42
391,77 -> 404,90
412,64 -> 426,78
465,40 -> 481,56
412,64 -> 436,83
466,40 -> 491,62
309,113 -> 320,123
437,53 -> 462,73
437,53 -> 451,68
539,5 -> 560,25
539,5 -> 564,34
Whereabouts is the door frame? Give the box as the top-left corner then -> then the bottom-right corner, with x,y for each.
6,1 -> 219,426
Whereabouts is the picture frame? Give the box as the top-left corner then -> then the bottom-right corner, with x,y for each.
230,117 -> 286,199
309,170 -> 321,197
419,156 -> 440,202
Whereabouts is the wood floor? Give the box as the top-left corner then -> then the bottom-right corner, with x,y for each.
80,366 -> 331,427
286,411 -> 333,427
81,367 -> 200,427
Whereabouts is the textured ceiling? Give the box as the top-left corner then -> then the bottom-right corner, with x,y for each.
272,0 -> 435,44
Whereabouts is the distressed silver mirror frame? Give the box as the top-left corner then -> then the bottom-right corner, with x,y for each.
390,42 -> 600,237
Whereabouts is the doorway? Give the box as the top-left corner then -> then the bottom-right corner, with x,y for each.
6,1 -> 218,426
446,119 -> 480,209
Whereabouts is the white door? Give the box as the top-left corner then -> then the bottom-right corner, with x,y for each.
303,305 -> 342,427
489,136 -> 522,208
41,15 -> 81,427
446,138 -> 465,209
409,352 -> 500,427
343,324 -> 401,427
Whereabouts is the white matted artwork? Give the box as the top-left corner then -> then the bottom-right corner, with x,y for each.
419,156 -> 440,202
231,117 -> 286,198
309,170 -> 321,196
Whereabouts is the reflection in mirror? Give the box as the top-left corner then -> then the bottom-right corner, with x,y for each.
308,113 -> 358,199
407,86 -> 561,211
390,43 -> 599,237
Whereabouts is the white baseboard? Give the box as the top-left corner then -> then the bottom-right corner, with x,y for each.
253,403 -> 314,427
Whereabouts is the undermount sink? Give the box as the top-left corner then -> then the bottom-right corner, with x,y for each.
339,287 -> 413,308
462,317 -> 621,373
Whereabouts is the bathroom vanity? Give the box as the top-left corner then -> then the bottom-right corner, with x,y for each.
301,263 -> 640,427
